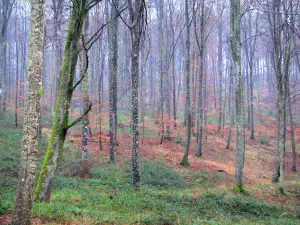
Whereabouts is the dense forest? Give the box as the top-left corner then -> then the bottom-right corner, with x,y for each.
0,0 -> 299,224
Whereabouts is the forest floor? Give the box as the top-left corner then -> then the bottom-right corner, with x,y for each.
0,113 -> 300,224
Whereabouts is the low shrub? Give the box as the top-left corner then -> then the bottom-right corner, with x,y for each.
259,135 -> 270,145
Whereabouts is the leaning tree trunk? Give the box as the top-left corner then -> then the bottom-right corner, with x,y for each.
230,0 -> 245,192
34,1 -> 89,202
12,0 -> 45,224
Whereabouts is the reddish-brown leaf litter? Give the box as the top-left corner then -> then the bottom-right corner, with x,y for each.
68,121 -> 299,186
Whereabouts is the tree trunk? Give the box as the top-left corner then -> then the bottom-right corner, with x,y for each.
12,0 -> 45,224
156,0 -> 165,144
230,0 -> 245,192
15,18 -> 19,129
81,12 -> 90,161
217,7 -> 223,132
226,64 -> 234,149
128,0 -> 144,190
1,32 -> 8,118
288,83 -> 296,172
181,0 -> 191,166
108,0 -> 119,162
34,1 -> 88,202
98,41 -> 105,151
195,0 -> 205,157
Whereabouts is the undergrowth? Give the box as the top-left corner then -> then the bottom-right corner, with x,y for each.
0,128 -> 299,225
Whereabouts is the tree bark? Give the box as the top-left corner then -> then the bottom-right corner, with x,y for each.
181,0 -> 191,166
128,0 -> 144,190
288,83 -> 296,172
108,0 -> 119,162
34,1 -> 89,202
195,0 -> 205,157
217,3 -> 224,132
226,64 -> 234,150
230,0 -> 245,191
12,0 -> 45,223
81,12 -> 90,161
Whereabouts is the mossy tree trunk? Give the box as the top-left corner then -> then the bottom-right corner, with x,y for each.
34,0 -> 89,202
12,0 -> 45,224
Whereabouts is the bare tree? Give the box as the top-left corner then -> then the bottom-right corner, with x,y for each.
230,0 -> 245,192
108,0 -> 119,162
0,0 -> 16,118
126,0 -> 146,189
81,12 -> 90,161
180,0 -> 192,166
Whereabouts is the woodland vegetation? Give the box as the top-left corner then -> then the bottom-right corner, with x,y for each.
0,0 -> 299,224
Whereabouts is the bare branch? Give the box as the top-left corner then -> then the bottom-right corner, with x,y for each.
65,102 -> 92,130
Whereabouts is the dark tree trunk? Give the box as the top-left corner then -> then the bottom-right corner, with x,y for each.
128,0 -> 145,190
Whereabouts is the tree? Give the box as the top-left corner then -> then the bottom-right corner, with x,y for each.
12,0 -> 45,223
230,0 -> 245,192
51,0 -> 66,111
0,0 -> 16,118
156,0 -> 165,144
180,0 -> 192,166
108,0 -> 119,162
242,9 -> 259,140
81,12 -> 90,161
14,14 -> 19,129
34,0 -> 98,202
194,0 -> 205,157
270,0 -> 293,193
217,0 -> 225,132
226,60 -> 234,150
127,0 -> 146,189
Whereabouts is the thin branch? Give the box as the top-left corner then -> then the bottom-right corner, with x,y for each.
65,102 -> 92,130
241,24 -> 284,44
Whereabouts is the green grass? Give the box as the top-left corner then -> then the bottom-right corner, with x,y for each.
29,166 -> 298,224
0,127 -> 299,224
